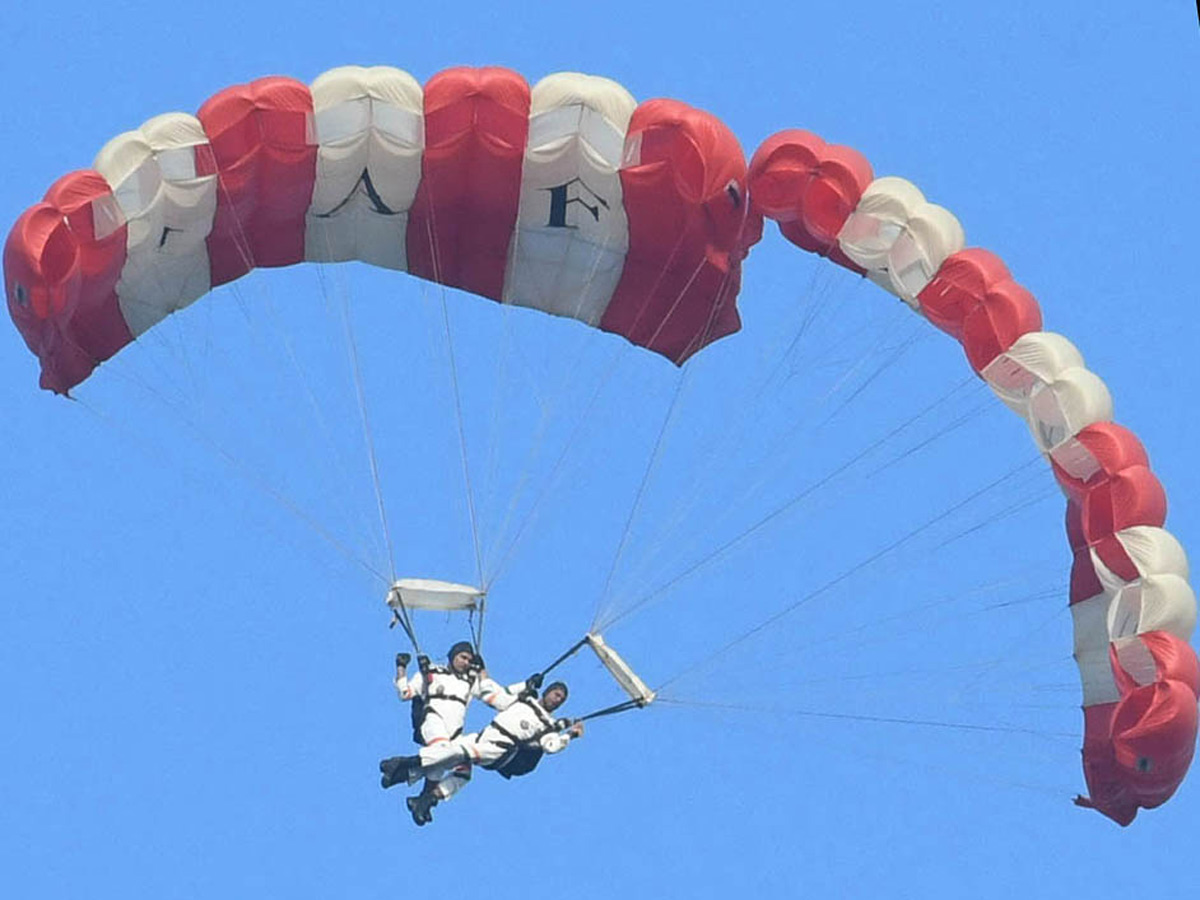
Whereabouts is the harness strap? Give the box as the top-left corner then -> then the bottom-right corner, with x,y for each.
478,724 -> 520,771
414,706 -> 465,742
427,694 -> 469,706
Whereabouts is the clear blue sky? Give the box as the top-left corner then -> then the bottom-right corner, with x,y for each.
2,2 -> 1198,897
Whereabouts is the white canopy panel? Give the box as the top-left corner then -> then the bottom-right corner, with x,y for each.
386,578 -> 484,612
587,632 -> 655,706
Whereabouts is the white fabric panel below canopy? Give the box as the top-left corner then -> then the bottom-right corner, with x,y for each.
836,175 -> 965,304
305,65 -> 425,270
93,113 -> 217,337
1072,595 -> 1119,705
503,72 -> 636,325
386,578 -> 484,612
1073,639 -> 1120,704
586,632 -> 655,705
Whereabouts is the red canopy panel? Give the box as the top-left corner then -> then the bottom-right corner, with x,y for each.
600,98 -> 762,363
746,129 -> 870,273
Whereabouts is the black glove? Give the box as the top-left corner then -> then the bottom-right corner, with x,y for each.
469,654 -> 485,673
395,653 -> 411,669
417,654 -> 431,673
555,717 -> 572,731
526,672 -> 544,690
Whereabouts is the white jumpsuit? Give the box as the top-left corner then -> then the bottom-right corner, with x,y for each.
395,665 -> 525,800
409,694 -> 576,792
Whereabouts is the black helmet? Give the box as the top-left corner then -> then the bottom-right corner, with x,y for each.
448,641 -> 475,662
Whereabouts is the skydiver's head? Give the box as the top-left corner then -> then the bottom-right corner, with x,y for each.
448,641 -> 476,674
542,681 -> 568,712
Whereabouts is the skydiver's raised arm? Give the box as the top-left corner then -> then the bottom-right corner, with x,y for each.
394,652 -> 425,701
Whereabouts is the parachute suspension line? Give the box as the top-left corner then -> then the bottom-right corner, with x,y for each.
145,160 -> 389,585
863,388 -> 993,480
416,197 -> 486,645
239,273 -> 381,556
656,696 -> 1078,778
770,577 -> 1064,670
337,277 -> 400,585
211,260 -> 387,569
595,373 -> 987,633
643,254 -> 719,357
601,274 -> 862,607
658,700 -> 1074,802
591,369 -> 691,632
480,228 -> 621,586
651,698 -> 1078,741
477,325 -> 553,582
931,472 -> 1059,553
307,182 -> 412,568
475,222 -> 531,583
621,228 -> 690,341
207,168 -> 259,279
73,392 -> 390,586
326,250 -> 422,646
653,455 -> 1045,692
226,262 -> 384,571
68,288 -> 392,588
658,185 -> 756,360
597,267 -> 737,615
438,292 -> 486,593
478,260 -> 519,575
602,288 -> 931,618
483,347 -> 624,590
586,245 -> 719,626
953,601 -> 1070,707
781,257 -> 842,361
815,327 -> 927,429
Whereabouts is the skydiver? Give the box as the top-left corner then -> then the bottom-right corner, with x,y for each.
380,680 -> 584,826
391,641 -> 531,818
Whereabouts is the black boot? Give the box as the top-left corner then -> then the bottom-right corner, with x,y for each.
407,792 -> 437,826
380,755 -> 418,789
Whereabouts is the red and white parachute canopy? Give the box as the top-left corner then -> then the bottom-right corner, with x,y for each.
747,131 -> 1198,825
4,66 -> 1196,826
4,65 -> 758,394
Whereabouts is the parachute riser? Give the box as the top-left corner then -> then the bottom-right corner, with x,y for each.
537,636 -> 591,679
575,698 -> 651,724
534,633 -> 656,724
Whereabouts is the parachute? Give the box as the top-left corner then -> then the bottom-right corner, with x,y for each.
746,130 -> 1199,825
5,65 -> 1196,826
4,66 -> 757,394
